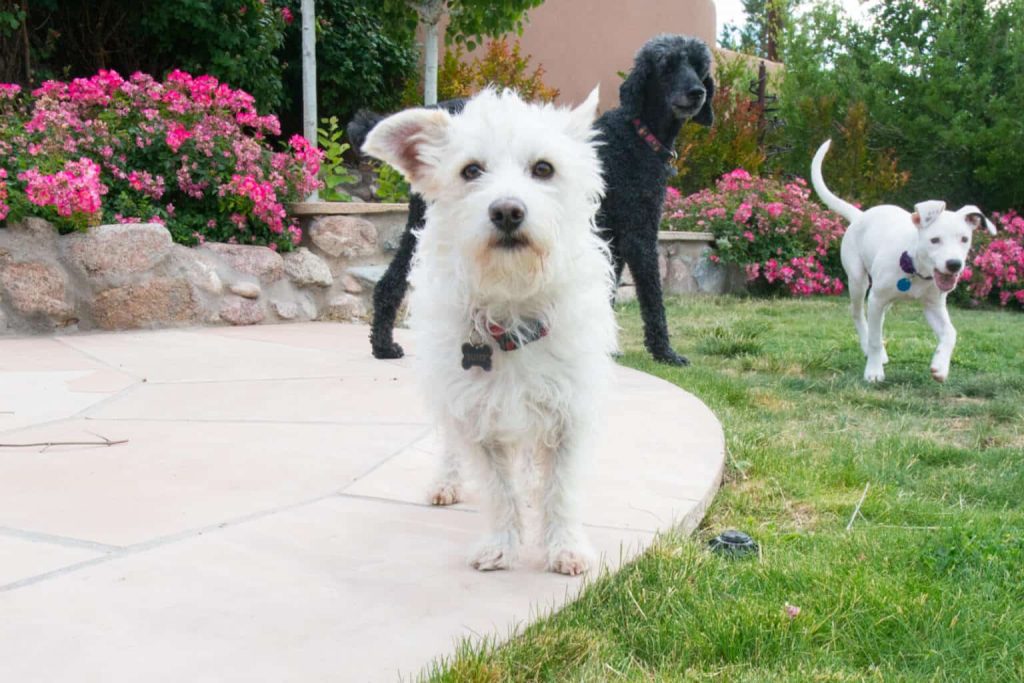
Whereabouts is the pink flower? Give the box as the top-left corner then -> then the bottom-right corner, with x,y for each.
281,7 -> 294,24
784,603 -> 801,619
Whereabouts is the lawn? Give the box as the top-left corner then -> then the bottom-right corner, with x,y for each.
425,295 -> 1024,682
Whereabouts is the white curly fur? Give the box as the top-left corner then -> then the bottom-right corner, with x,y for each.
363,88 -> 616,575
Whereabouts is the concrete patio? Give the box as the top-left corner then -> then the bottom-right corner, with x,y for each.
0,323 -> 724,682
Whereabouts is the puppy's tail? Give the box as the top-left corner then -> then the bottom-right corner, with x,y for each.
810,140 -> 861,223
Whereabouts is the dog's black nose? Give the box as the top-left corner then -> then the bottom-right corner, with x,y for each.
687,86 -> 706,101
946,259 -> 963,273
489,198 -> 526,233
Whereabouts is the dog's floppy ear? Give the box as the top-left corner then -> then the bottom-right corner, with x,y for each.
692,72 -> 715,127
567,85 -> 600,138
911,200 -> 946,228
362,107 -> 451,195
958,205 -> 998,235
619,51 -> 651,115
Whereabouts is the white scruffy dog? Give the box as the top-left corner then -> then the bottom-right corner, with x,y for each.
811,139 -> 996,383
363,87 -> 617,575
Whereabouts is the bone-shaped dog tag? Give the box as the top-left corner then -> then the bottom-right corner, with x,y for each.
461,343 -> 493,371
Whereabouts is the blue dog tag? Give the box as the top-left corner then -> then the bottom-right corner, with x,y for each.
897,277 -> 912,292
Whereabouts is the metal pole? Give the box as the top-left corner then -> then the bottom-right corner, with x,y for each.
301,0 -> 319,201
424,21 -> 439,105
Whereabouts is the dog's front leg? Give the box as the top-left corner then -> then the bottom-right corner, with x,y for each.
924,302 -> 957,383
428,427 -> 463,506
467,442 -> 522,571
864,292 -> 890,382
538,435 -> 594,576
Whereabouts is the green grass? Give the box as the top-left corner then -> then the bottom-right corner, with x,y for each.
423,296 -> 1024,682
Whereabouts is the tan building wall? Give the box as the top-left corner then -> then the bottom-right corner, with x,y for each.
449,0 -> 717,112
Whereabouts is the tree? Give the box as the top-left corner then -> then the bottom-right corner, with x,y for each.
776,0 -> 1024,211
404,0 -> 544,105
720,0 -> 792,61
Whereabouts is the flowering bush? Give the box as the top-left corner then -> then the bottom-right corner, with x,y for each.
962,210 -> 1024,309
0,70 -> 322,250
662,169 -> 846,296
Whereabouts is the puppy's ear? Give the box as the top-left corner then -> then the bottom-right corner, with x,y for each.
619,52 -> 651,115
912,200 -> 946,228
567,85 -> 600,138
362,108 -> 451,195
959,205 -> 998,235
692,73 -> 715,127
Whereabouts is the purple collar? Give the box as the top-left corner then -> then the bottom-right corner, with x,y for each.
899,251 -> 933,280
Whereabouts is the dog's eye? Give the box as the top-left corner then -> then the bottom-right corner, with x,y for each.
930,237 -> 941,244
461,163 -> 484,181
961,236 -> 969,243
532,161 -> 554,179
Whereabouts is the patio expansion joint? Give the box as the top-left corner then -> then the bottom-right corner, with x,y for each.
79,416 -> 433,427
0,526 -> 124,554
0,425 -> 435,594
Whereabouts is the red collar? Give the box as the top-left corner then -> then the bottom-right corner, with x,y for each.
632,118 -> 678,164
488,320 -> 548,351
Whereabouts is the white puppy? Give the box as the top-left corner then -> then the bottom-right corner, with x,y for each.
362,88 -> 617,575
811,139 -> 996,383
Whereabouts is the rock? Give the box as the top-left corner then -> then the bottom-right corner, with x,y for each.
341,274 -> 363,294
219,296 -> 265,325
0,261 -> 73,319
166,245 -> 223,295
91,278 -> 197,329
347,265 -> 388,286
271,295 -> 317,321
63,223 -> 173,279
309,216 -> 378,259
7,217 -> 59,246
271,299 -> 299,320
284,247 -> 333,287
202,243 -> 284,284
229,281 -> 262,299
322,293 -> 367,322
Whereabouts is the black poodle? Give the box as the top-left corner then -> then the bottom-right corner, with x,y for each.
595,34 -> 714,365
351,35 -> 713,364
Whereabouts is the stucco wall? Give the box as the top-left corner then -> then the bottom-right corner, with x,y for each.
452,0 -> 717,112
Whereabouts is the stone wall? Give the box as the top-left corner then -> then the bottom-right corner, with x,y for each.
0,203 -> 739,335
0,204 -> 408,335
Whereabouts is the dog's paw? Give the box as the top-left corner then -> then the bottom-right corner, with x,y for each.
653,350 -> 690,366
428,482 -> 461,506
864,366 -> 885,383
547,546 -> 593,576
371,342 -> 404,359
930,366 -> 948,383
469,537 -> 517,572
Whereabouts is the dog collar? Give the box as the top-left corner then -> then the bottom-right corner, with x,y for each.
461,319 -> 549,371
899,251 -> 934,280
898,251 -> 933,291
488,320 -> 548,351
632,118 -> 677,166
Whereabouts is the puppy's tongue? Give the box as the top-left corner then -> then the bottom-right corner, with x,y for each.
934,269 -> 959,292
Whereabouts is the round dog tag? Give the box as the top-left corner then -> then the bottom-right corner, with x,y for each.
897,278 -> 912,292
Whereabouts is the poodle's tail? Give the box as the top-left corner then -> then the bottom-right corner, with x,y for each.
346,109 -> 386,155
810,140 -> 861,223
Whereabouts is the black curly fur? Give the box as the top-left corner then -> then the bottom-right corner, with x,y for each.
350,99 -> 466,359
595,34 -> 714,365
359,35 -> 713,363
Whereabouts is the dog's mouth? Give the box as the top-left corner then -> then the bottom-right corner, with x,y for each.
492,234 -> 529,251
933,269 -> 960,292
